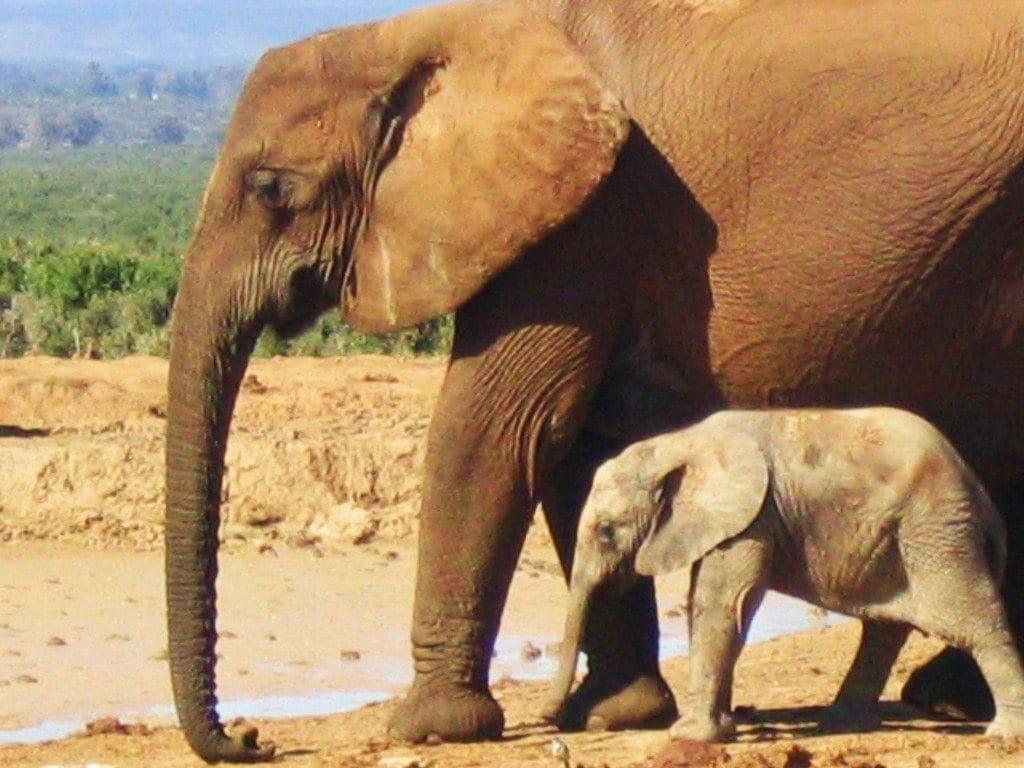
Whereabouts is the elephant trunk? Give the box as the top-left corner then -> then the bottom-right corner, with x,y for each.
544,579 -> 593,721
164,255 -> 274,763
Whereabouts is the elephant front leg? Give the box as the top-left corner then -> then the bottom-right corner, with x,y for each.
385,375 -> 531,742
541,431 -> 677,732
387,254 -> 628,741
673,538 -> 769,743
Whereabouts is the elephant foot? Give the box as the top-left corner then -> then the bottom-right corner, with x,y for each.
552,671 -> 677,732
191,726 -> 276,764
668,713 -> 735,743
388,682 -> 504,743
901,647 -> 994,721
985,704 -> 1024,738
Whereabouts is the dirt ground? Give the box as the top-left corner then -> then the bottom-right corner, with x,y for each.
1,355 -> 1022,768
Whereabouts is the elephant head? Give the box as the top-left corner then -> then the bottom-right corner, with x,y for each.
165,2 -> 629,762
545,424 -> 769,717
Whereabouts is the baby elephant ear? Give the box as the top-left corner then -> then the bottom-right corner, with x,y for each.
344,1 -> 630,332
635,430 -> 769,577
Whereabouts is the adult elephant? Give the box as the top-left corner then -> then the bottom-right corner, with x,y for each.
165,0 -> 1024,761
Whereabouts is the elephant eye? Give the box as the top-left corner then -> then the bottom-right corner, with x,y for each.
246,169 -> 292,210
595,521 -> 617,546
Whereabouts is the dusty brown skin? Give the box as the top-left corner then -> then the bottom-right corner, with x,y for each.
166,0 -> 1024,761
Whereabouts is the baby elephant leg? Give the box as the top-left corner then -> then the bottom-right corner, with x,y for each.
907,553 -> 1024,736
672,535 -> 770,742
820,619 -> 909,732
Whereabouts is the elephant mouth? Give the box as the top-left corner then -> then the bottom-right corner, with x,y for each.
271,264 -> 335,338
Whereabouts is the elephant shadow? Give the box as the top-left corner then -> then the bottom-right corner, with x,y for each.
0,425 -> 51,438
732,701 -> 986,739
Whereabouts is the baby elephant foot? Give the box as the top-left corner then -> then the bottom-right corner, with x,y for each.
985,705 -> 1024,738
818,702 -> 882,734
669,713 -> 735,743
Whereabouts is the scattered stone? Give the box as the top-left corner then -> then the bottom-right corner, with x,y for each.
548,737 -> 571,768
257,542 -> 279,556
651,738 -> 729,768
520,641 -> 542,662
105,633 -> 130,642
242,374 -> 268,394
13,674 -> 38,685
220,630 -> 238,639
363,373 -> 399,384
378,755 -> 433,768
46,636 -> 67,646
84,716 -> 153,737
341,650 -> 362,662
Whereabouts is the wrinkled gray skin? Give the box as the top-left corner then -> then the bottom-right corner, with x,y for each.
166,0 -> 1024,760
548,408 -> 1024,741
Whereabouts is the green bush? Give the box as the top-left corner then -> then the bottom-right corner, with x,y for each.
0,147 -> 454,360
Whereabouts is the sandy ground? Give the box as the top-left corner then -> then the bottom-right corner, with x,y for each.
1,355 -> 1022,768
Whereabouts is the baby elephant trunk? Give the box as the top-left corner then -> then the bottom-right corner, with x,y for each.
544,584 -> 591,720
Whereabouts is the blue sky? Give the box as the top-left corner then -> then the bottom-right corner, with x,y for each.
0,1 -> 437,64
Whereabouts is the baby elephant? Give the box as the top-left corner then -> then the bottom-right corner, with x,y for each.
546,407 -> 1024,741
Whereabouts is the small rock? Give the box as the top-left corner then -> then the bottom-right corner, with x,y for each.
242,374 -> 268,394
105,633 -> 130,642
651,738 -> 729,768
520,641 -> 542,662
84,717 -> 153,737
378,755 -> 433,768
13,674 -> 38,684
220,630 -> 238,639
46,636 -> 67,647
340,650 -> 362,662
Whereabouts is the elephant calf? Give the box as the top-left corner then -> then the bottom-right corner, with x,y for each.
546,407 -> 1024,741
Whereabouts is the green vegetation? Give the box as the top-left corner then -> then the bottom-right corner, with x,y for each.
0,146 -> 453,359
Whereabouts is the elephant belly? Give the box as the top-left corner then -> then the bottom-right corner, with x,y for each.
699,248 -> 1024,484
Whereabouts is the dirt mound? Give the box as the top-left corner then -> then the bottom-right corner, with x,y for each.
0,355 -> 446,550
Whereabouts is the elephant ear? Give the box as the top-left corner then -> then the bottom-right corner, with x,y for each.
635,429 -> 769,577
343,1 -> 630,332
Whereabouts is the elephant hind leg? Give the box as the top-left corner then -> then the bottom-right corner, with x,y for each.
539,428 -> 678,732
902,478 -> 1024,722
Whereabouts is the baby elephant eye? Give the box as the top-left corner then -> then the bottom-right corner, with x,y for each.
595,521 -> 617,545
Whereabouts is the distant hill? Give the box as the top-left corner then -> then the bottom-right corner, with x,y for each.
0,0 -> 444,152
0,0 -> 436,66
